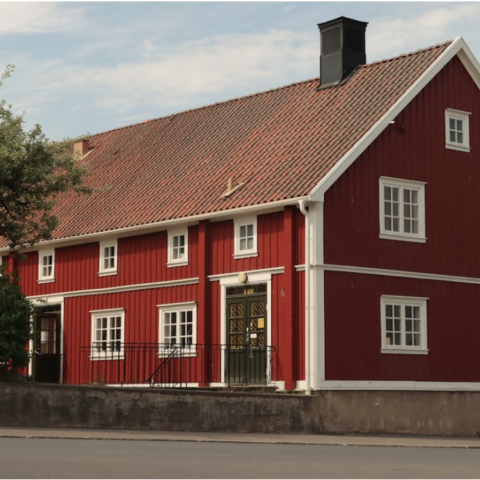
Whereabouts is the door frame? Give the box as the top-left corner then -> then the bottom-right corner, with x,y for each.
28,295 -> 64,383
218,270 -> 273,385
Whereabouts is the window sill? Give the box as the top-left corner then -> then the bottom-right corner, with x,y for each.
379,233 -> 426,244
233,252 -> 259,259
446,143 -> 470,153
381,348 -> 429,355
38,278 -> 55,284
90,355 -> 125,361
167,261 -> 189,268
98,270 -> 118,277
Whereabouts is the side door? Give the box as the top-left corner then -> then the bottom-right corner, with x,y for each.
33,314 -> 61,383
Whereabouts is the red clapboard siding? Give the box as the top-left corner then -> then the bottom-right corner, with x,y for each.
17,227 -> 199,297
324,56 -> 480,278
324,271 -> 480,382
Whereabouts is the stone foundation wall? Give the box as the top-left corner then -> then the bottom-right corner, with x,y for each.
1,384 -> 480,436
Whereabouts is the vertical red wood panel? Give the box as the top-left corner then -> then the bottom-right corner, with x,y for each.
279,206 -> 295,390
325,57 -> 480,278
324,271 -> 480,382
295,271 -> 305,380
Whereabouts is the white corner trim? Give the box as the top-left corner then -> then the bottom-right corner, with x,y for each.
310,37 -> 468,202
209,266 -> 285,282
315,380 -> 480,392
27,277 -> 200,302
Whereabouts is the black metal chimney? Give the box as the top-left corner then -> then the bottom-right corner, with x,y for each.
318,17 -> 368,89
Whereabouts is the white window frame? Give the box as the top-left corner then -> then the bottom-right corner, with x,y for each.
158,302 -> 197,358
445,108 -> 471,153
99,239 -> 118,276
233,216 -> 258,258
379,177 -> 426,243
167,229 -> 189,267
90,308 -> 125,360
380,295 -> 428,355
38,248 -> 55,283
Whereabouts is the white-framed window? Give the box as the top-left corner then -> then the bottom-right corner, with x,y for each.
158,302 -> 197,357
99,239 -> 118,275
381,296 -> 428,355
445,108 -> 470,152
167,229 -> 188,266
38,249 -> 55,283
90,308 -> 125,359
379,177 -> 426,243
233,216 -> 258,258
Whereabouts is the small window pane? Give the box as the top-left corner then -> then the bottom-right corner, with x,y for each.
449,118 -> 455,130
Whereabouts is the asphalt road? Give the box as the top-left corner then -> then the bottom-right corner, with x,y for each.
1,437 -> 480,479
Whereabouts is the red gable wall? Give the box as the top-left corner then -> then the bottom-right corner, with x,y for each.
323,56 -> 480,382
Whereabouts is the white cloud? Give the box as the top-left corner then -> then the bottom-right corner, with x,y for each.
15,28 -> 318,115
0,2 -> 85,34
368,4 -> 480,59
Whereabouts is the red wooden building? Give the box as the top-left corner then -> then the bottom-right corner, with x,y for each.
2,17 -> 480,392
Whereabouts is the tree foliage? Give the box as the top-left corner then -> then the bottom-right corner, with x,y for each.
0,65 -> 90,249
0,267 -> 35,379
0,66 -> 90,380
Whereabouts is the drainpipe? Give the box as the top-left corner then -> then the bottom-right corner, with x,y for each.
298,200 -> 311,395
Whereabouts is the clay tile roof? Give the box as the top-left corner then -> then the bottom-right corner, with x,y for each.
1,40 -> 452,245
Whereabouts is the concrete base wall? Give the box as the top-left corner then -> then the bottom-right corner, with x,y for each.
2,384 -> 480,436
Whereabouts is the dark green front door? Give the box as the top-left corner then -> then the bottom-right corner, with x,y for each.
226,285 -> 267,384
33,313 -> 61,383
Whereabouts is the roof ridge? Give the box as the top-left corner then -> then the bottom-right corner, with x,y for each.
361,39 -> 453,68
88,39 -> 453,140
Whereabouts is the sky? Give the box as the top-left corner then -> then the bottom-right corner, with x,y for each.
1,1 -> 480,141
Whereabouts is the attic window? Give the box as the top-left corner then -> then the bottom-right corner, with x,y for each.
38,249 -> 55,283
99,239 -> 118,276
167,229 -> 189,267
445,109 -> 470,152
233,216 -> 258,259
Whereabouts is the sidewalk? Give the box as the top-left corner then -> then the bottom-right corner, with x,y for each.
0,426 -> 479,449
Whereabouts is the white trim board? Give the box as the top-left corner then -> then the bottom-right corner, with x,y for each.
27,277 -> 199,302
209,267 -> 284,281
323,264 -> 480,285
310,37 -> 480,202
0,198 -> 306,254
296,263 -> 480,285
316,380 -> 480,392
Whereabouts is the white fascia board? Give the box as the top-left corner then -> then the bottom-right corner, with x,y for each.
0,197 -> 307,254
310,37 -> 468,202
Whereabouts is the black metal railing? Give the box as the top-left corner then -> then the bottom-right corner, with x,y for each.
77,343 -> 275,388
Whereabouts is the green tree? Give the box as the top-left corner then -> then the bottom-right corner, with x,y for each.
0,66 -> 90,379
0,267 -> 35,379
0,65 -> 90,249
